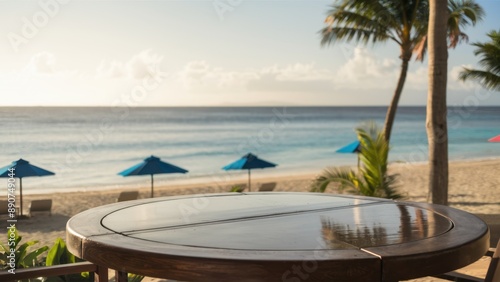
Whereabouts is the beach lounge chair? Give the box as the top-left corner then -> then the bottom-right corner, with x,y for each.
0,200 -> 8,215
0,200 -> 19,217
258,182 -> 276,192
230,184 -> 246,193
117,191 -> 139,202
432,239 -> 499,282
28,199 -> 52,217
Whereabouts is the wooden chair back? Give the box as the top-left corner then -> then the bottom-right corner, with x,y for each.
258,182 -> 276,192
29,199 -> 52,216
0,200 -> 8,214
117,191 -> 139,202
485,239 -> 500,282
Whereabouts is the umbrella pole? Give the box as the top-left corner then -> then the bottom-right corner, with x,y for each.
248,170 -> 251,192
19,178 -> 23,217
151,174 -> 154,198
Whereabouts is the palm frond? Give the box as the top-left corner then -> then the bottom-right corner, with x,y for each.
311,167 -> 359,193
470,32 -> 500,74
459,69 -> 500,91
321,1 -> 403,47
357,124 -> 389,195
459,30 -> 500,91
380,173 -> 403,199
413,34 -> 427,61
473,43 -> 500,71
321,27 -> 391,46
447,0 -> 485,48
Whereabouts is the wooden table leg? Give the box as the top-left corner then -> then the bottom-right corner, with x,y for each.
115,270 -> 128,282
95,265 -> 108,282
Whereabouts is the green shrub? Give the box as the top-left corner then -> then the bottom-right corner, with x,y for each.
1,234 -> 144,282
43,238 -> 92,282
0,229 -> 48,270
311,122 -> 403,199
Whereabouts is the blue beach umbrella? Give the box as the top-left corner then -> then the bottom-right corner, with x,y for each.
336,140 -> 361,170
118,155 -> 188,198
0,159 -> 55,217
336,140 -> 361,153
222,153 -> 277,192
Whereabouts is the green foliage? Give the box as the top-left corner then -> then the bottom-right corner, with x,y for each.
46,238 -> 76,265
128,273 -> 145,282
43,238 -> 144,282
43,238 -> 93,282
459,29 -> 500,91
447,0 -> 485,48
230,185 -> 245,192
311,122 -> 403,199
0,229 -> 48,270
1,234 -> 144,282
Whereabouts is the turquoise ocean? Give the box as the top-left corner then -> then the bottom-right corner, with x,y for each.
1,106 -> 499,194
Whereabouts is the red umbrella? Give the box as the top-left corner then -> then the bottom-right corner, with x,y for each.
488,135 -> 500,142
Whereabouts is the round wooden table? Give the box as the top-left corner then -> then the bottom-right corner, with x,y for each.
66,193 -> 489,282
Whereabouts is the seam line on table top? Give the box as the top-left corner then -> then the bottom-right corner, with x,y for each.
105,201 -> 395,235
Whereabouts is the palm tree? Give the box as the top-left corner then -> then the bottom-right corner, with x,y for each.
321,0 -> 484,143
459,30 -> 500,91
426,0 -> 449,205
311,122 -> 402,199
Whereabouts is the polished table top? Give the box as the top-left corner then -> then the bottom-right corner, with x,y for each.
66,193 -> 489,282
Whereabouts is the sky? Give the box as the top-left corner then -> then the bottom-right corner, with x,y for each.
0,0 -> 499,107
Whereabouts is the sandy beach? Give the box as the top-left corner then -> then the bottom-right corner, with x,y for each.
2,158 -> 499,281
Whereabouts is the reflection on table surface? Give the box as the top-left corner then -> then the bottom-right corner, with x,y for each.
101,193 -> 452,250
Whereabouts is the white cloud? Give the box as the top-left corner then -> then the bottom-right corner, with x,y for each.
178,61 -> 258,90
96,60 -> 125,78
28,52 -> 56,74
179,60 -> 210,87
96,49 -> 164,80
404,64 -> 478,92
247,63 -> 334,92
216,71 -> 258,87
13,49 -> 482,107
448,64 -> 476,90
261,63 -> 334,81
178,61 -> 335,92
334,47 -> 398,88
177,61 -> 343,93
127,50 -> 164,79
22,52 -> 80,79
405,67 -> 428,90
331,47 -> 479,94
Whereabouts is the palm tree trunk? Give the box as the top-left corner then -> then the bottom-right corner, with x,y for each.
383,53 -> 411,143
426,0 -> 449,205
